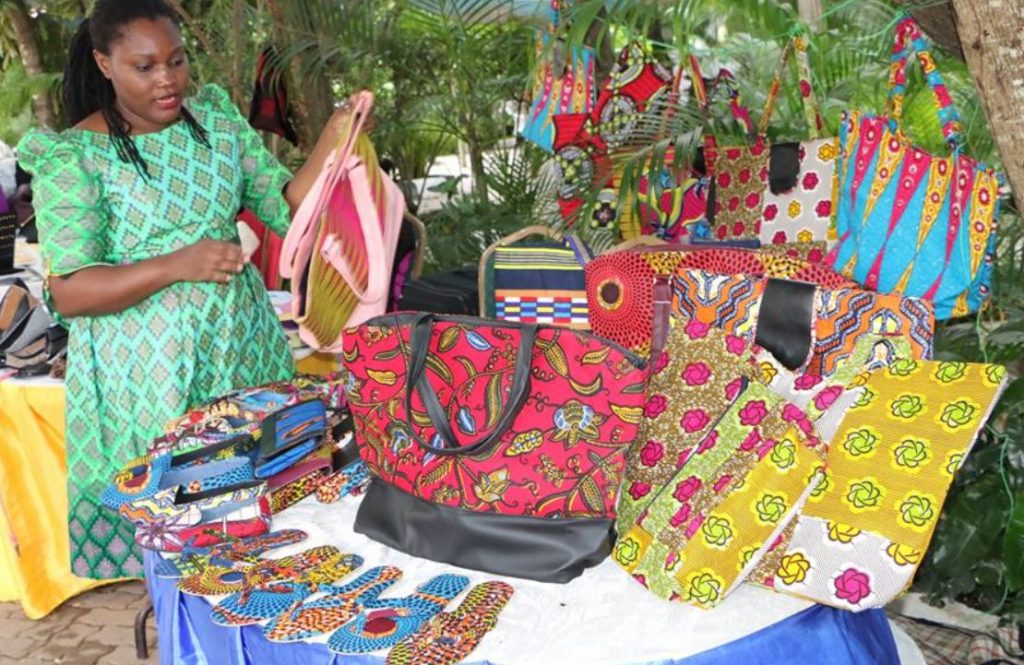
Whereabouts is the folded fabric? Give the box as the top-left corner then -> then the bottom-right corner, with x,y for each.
614,378 -> 824,608
124,483 -> 269,552
149,375 -> 345,457
263,566 -> 403,642
387,581 -> 515,665
153,529 -> 308,578
616,326 -> 758,532
768,360 -> 1007,610
211,553 -> 363,626
327,574 -> 470,654
254,438 -> 320,479
256,399 -> 329,472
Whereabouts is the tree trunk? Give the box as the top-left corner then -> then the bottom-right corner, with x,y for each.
797,0 -> 823,33
950,0 -> 1024,210
897,1 -> 964,59
4,0 -> 57,128
263,0 -> 329,152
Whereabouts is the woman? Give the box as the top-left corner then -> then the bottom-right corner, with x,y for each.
17,0 -> 362,579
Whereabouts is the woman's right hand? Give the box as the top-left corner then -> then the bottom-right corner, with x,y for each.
169,239 -> 245,284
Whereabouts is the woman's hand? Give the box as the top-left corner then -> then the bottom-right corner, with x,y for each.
169,239 -> 245,284
324,91 -> 375,144
284,90 -> 376,216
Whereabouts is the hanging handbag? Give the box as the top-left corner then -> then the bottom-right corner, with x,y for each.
829,16 -> 1002,320
279,92 -> 405,352
478,225 -> 592,329
755,34 -> 839,247
342,312 -> 648,582
551,43 -> 674,239
520,0 -> 596,152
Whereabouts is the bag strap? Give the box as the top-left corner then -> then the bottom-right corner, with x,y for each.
477,225 -> 564,313
884,15 -> 963,150
758,33 -> 824,139
319,144 -> 391,304
405,315 -> 536,456
688,55 -> 757,142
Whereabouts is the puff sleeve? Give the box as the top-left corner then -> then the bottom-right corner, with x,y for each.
16,130 -> 114,279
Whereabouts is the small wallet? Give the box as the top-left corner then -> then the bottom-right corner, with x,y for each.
255,399 -> 328,476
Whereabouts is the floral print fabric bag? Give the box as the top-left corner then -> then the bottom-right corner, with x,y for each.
341,312 -> 648,582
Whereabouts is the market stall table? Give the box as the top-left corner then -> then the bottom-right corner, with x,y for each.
147,492 -> 904,665
0,354 -> 339,618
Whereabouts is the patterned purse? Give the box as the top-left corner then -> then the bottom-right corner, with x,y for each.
670,269 -> 936,375
552,43 -> 675,239
768,359 -> 1007,610
613,327 -> 825,608
342,312 -> 648,582
479,225 -> 592,329
829,16 -> 1001,320
519,0 -> 596,152
279,92 -> 405,351
584,243 -> 855,355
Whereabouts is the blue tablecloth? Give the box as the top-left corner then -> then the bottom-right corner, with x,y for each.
145,552 -> 899,665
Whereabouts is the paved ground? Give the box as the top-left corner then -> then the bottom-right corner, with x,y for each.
0,583 -> 156,665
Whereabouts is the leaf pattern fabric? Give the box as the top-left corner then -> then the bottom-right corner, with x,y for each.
342,315 -> 647,518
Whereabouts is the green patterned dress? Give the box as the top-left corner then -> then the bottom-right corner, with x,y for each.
17,84 -> 295,579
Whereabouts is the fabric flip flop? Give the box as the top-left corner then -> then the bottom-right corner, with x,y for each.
178,545 -> 342,596
386,581 -> 515,665
153,529 -> 308,578
327,574 -> 470,654
211,552 -> 363,626
262,566 -> 403,642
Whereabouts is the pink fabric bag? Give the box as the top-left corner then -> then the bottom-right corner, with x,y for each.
280,92 -> 405,352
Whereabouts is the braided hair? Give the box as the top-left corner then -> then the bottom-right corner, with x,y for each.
62,0 -> 210,177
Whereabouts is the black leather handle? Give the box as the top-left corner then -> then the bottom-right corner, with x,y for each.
405,314 -> 536,456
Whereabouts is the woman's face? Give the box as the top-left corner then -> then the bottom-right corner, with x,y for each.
93,17 -> 191,134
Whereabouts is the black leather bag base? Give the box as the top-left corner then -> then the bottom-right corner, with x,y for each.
354,481 -> 615,584
755,278 -> 816,371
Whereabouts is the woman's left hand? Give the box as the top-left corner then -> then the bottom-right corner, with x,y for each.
326,91 -> 375,142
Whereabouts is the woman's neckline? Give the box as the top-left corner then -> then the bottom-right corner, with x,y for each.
67,114 -> 187,139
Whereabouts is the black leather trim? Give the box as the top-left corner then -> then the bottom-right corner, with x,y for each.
768,142 -> 802,194
755,278 -> 816,371
405,313 -> 536,456
354,480 -> 616,583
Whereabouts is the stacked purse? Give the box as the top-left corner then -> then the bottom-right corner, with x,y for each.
0,277 -> 66,377
104,375 -> 363,552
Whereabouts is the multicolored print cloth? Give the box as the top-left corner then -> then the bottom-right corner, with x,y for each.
829,16 -> 1002,320
669,269 -> 935,375
149,374 -> 345,457
613,326 -> 826,608
769,359 -> 1007,610
343,314 -> 647,519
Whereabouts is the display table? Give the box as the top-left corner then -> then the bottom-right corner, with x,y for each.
0,377 -> 111,617
147,494 -> 902,665
0,353 -> 338,618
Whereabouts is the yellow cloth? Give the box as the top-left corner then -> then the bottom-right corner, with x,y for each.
0,381 -> 112,618
296,352 -> 340,376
